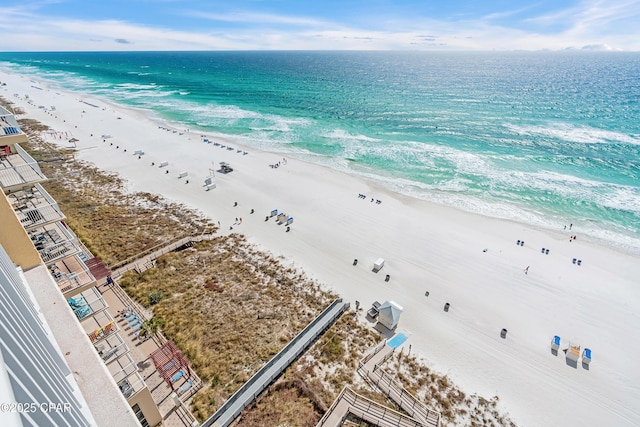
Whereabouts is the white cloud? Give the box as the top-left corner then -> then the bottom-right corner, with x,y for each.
184,10 -> 332,28
0,1 -> 639,51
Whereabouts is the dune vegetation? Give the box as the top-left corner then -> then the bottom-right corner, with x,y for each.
6,97 -> 518,426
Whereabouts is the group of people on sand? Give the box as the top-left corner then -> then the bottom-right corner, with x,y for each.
523,222 -> 580,274
269,158 -> 287,169
357,193 -> 382,204
565,223 -> 577,242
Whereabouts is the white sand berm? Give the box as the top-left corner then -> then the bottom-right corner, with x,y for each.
2,70 -> 639,427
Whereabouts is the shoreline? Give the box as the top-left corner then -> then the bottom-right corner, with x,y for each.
2,68 -> 640,427
3,65 -> 639,257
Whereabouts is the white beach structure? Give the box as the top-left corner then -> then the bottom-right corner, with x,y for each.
373,258 -> 385,272
378,300 -> 403,330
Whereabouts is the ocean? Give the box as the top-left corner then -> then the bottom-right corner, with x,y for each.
1,51 -> 638,253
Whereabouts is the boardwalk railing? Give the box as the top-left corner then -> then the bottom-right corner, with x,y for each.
317,386 -> 424,427
110,233 -> 216,278
359,339 -> 387,366
202,298 -> 350,427
356,343 -> 441,427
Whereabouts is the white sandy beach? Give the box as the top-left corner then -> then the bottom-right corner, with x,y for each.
2,70 -> 640,427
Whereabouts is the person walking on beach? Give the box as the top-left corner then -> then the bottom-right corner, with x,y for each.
524,266 -> 530,275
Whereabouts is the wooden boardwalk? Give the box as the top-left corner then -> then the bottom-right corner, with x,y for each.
317,386 -> 424,427
202,299 -> 350,427
110,234 -> 216,279
318,341 -> 441,427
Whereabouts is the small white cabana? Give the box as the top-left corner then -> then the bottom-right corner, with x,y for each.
378,300 -> 403,330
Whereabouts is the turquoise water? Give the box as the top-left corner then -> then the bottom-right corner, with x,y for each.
1,51 -> 638,252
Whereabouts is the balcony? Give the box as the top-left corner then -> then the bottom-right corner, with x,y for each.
29,222 -> 81,264
9,183 -> 65,229
50,254 -> 97,296
0,144 -> 47,191
82,310 -> 118,344
111,353 -> 146,400
67,287 -> 108,320
95,331 -> 130,365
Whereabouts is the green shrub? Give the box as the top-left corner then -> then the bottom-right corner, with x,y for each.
148,290 -> 164,305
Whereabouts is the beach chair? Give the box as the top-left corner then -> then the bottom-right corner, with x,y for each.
101,346 -> 119,361
551,335 -> 561,351
94,327 -> 103,340
126,315 -> 140,324
102,322 -> 114,335
171,370 -> 185,383
74,305 -> 91,319
178,380 -> 194,395
127,320 -> 141,330
582,348 -> 592,365
67,296 -> 85,309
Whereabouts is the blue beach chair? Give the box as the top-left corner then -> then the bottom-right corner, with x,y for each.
125,313 -> 138,323
178,380 -> 194,395
171,370 -> 185,383
73,304 -> 91,319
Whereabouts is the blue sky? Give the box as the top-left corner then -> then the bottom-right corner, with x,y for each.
0,0 -> 638,51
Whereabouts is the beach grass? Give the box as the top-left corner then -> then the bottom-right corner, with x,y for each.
5,97 -> 519,426
9,107 -> 215,266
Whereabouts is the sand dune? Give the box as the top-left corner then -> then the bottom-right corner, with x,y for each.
2,69 -> 639,427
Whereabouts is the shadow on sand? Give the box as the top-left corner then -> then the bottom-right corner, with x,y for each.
373,323 -> 396,339
565,358 -> 578,369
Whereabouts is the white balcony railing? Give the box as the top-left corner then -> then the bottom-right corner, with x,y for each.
0,144 -> 46,189
51,254 -> 96,295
